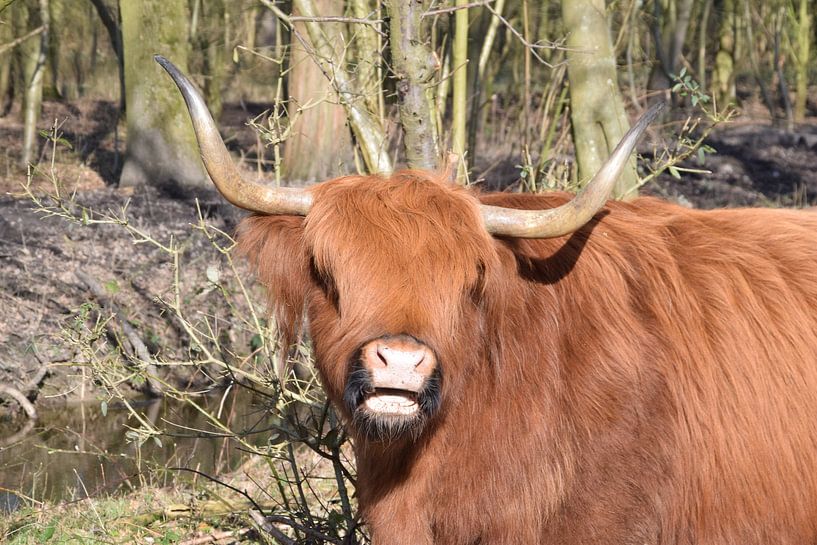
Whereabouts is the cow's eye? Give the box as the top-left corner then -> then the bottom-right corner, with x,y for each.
310,258 -> 339,310
469,262 -> 487,303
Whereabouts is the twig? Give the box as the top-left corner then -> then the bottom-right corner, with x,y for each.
0,385 -> 37,420
74,269 -> 163,396
0,25 -> 45,55
26,345 -> 52,395
166,467 -> 267,513
483,3 -> 562,67
250,510 -> 342,544
423,0 -> 494,17
250,510 -> 296,545
178,528 -> 250,545
289,14 -> 385,34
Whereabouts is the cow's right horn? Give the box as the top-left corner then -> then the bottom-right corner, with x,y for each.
480,102 -> 664,239
155,55 -> 312,215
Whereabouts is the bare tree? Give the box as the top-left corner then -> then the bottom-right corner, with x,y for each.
14,0 -> 49,166
385,0 -> 440,170
562,0 -> 638,198
283,0 -> 353,182
88,0 -> 125,111
119,0 -> 207,192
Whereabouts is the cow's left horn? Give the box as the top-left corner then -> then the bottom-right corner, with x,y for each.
480,102 -> 664,238
155,55 -> 311,215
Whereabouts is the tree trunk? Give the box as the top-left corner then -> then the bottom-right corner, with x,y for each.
287,0 -> 392,175
451,0 -> 468,181
468,0 -> 505,159
697,0 -> 713,94
711,0 -> 737,107
46,0 -> 61,96
350,0 -> 381,116
14,0 -> 49,166
0,15 -> 13,116
282,0 -> 353,183
119,0 -> 208,193
385,0 -> 440,170
793,0 -> 811,122
191,0 -> 226,121
89,0 -> 125,112
562,0 -> 638,198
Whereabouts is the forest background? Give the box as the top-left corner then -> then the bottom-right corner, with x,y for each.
0,0 -> 816,543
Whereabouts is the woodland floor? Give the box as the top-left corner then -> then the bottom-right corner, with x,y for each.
2,97 -> 817,412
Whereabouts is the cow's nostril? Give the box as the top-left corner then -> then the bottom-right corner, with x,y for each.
414,353 -> 425,368
375,344 -> 426,368
376,345 -> 390,367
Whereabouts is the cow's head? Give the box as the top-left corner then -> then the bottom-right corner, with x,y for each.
155,56 -> 660,442
237,172 -> 497,441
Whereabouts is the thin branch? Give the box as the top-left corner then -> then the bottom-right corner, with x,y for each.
251,511 -> 342,544
0,385 -> 37,420
249,510 -> 296,545
167,467 -> 267,513
484,3 -> 564,67
75,269 -> 164,396
177,529 -> 251,545
289,14 -> 385,35
423,0 -> 494,18
0,25 -> 44,55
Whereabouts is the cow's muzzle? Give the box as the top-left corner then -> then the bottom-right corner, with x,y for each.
343,335 -> 442,440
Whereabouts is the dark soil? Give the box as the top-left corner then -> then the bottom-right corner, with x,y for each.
2,99 -> 817,412
644,121 -> 817,208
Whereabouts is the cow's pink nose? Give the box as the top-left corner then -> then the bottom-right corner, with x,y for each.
360,335 -> 437,387
377,343 -> 426,369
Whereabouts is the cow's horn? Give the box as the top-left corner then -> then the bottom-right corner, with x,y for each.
480,102 -> 664,238
154,55 -> 312,215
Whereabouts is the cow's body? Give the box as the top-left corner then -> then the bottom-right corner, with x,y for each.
154,56 -> 817,544
238,173 -> 817,545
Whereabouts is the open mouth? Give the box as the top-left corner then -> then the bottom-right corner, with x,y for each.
363,388 -> 420,416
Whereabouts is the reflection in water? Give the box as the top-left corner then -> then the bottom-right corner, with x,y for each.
0,388 -> 278,511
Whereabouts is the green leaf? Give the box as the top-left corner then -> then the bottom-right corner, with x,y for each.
697,147 -> 707,165
58,137 -> 73,149
100,400 -> 108,417
153,436 -> 163,448
104,279 -> 120,294
38,523 -> 56,541
668,166 -> 681,179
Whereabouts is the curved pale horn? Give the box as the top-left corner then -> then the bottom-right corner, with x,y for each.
154,55 -> 311,215
481,102 -> 665,238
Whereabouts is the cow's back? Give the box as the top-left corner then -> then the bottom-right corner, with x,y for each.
476,193 -> 817,544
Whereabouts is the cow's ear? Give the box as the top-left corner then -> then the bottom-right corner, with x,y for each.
236,215 -> 311,378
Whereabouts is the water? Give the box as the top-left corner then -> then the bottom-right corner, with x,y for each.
0,388 -> 278,511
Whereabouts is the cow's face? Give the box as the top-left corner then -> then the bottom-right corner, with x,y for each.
238,173 -> 500,441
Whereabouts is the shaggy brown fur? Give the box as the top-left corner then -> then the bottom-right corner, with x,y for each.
237,170 -> 817,545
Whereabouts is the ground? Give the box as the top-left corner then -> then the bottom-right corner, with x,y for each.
1,98 -> 817,411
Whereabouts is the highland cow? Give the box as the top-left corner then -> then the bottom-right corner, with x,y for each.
157,56 -> 817,545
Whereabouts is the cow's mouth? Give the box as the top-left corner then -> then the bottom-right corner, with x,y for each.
343,357 -> 443,441
363,388 -> 420,416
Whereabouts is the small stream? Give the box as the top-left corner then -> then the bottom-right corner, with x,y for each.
0,388 -> 278,512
